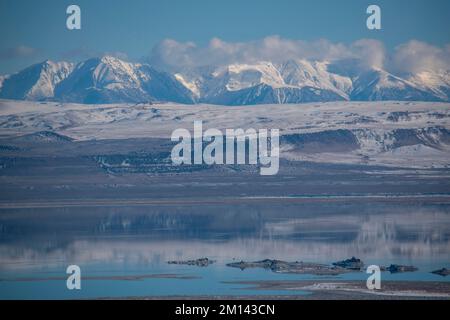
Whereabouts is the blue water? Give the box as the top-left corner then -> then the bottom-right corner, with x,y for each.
0,200 -> 449,299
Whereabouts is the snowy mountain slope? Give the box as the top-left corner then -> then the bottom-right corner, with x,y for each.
0,100 -> 448,168
205,83 -> 347,105
278,60 -> 353,99
54,56 -> 194,104
163,61 -> 450,105
407,70 -> 450,101
53,57 -> 147,104
174,60 -> 352,104
350,68 -> 439,102
223,62 -> 285,91
1,56 -> 450,105
173,62 -> 289,103
0,61 -> 73,100
0,75 -> 7,91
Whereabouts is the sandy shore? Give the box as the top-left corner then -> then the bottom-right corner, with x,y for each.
111,280 -> 450,300
224,280 -> 450,300
1,194 -> 449,209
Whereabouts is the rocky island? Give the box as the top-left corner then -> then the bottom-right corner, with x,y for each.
332,257 -> 364,270
167,258 -> 215,267
226,259 -> 353,275
431,268 -> 450,276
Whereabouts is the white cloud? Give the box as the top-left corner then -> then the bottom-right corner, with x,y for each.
390,40 -> 450,75
149,36 -> 450,75
350,39 -> 385,70
0,45 -> 38,60
149,36 -> 356,68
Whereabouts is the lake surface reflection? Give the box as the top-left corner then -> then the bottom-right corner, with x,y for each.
0,199 -> 449,299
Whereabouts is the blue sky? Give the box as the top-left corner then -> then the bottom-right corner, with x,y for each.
0,0 -> 449,74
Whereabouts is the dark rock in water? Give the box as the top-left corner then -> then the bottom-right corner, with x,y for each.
226,259 -> 273,271
167,257 -> 214,267
431,268 -> 450,276
226,259 -> 353,275
332,257 -> 364,270
385,264 -> 418,273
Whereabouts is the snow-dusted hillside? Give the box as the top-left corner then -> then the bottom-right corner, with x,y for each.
54,56 -> 193,104
1,56 -> 449,105
407,70 -> 450,101
174,60 -> 450,105
0,75 -> 7,91
350,68 -> 438,101
0,100 -> 448,168
0,61 -> 73,100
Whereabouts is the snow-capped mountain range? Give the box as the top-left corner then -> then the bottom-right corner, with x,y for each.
1,56 -> 450,105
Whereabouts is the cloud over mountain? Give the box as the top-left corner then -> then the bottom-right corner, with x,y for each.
390,40 -> 450,75
1,37 -> 449,105
0,45 -> 39,61
149,36 -> 450,75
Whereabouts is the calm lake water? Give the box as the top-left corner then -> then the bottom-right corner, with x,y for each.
0,198 -> 449,299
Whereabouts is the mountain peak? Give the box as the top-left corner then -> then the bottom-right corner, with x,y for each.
0,59 -> 73,101
99,55 -> 126,64
0,57 -> 449,105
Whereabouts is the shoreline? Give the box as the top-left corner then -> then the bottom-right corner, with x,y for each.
1,193 -> 449,209
106,280 -> 450,300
